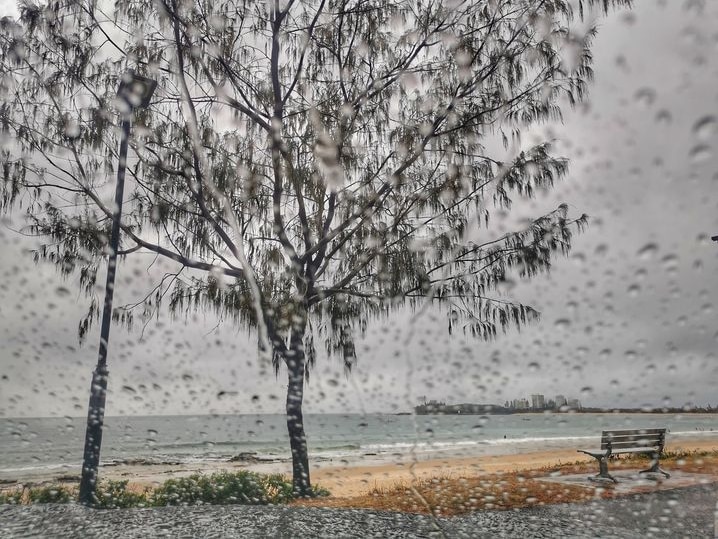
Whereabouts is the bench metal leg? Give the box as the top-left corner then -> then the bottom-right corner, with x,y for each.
588,456 -> 617,483
638,453 -> 670,478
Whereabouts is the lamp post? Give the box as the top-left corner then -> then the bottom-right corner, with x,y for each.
78,71 -> 157,505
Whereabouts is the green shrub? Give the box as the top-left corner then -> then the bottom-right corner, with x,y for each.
27,486 -> 72,504
151,471 -> 295,506
261,473 -> 295,504
93,480 -> 149,509
0,489 -> 24,505
311,484 -> 331,498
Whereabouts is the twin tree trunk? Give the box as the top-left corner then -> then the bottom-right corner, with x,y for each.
283,325 -> 311,496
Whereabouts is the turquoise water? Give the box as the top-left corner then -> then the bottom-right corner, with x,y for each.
1,413 -> 716,476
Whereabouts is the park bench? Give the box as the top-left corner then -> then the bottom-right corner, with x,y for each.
578,428 -> 670,483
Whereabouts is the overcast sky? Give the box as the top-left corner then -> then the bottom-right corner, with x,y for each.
1,0 -> 717,417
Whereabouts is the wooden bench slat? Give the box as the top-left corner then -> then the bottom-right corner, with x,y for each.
600,428 -> 665,450
603,435 -> 663,442
601,434 -> 664,440
610,448 -> 658,454
601,436 -> 663,444
603,443 -> 661,450
602,438 -> 662,446
603,431 -> 665,437
601,428 -> 666,435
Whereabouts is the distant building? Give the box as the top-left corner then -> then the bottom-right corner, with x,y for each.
510,398 -> 530,410
531,394 -> 545,410
567,398 -> 582,409
555,395 -> 567,408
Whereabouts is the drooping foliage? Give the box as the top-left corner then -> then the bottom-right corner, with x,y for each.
0,0 -> 630,368
0,0 -> 632,497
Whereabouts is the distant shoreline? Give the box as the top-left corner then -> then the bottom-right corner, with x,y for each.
413,406 -> 718,416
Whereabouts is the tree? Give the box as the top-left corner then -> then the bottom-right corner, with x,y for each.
0,0 -> 631,497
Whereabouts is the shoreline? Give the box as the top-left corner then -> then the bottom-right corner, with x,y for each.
3,436 -> 717,498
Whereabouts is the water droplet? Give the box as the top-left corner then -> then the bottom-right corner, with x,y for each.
655,109 -> 672,124
637,243 -> 659,260
661,254 -> 679,269
55,287 -> 71,298
693,116 -> 717,141
690,144 -> 712,164
634,87 -> 656,108
528,361 -> 540,372
64,119 -> 81,139
620,12 -> 637,25
554,319 -> 571,330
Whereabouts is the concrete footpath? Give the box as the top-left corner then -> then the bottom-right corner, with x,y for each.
1,484 -> 716,538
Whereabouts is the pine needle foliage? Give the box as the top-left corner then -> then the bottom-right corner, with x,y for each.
0,0 -> 631,494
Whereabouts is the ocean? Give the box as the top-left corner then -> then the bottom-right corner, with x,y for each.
1,413 -> 717,479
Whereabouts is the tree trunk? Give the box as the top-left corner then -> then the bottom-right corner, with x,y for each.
285,327 -> 311,496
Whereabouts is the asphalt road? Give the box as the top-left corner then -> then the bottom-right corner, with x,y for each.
1,484 -> 716,538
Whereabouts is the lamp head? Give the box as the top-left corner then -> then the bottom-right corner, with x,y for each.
117,70 -> 157,110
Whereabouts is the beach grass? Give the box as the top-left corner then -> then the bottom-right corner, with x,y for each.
293,449 -> 718,516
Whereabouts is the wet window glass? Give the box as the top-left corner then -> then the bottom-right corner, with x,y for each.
1,0 -> 717,536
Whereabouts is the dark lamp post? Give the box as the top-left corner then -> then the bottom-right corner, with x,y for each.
78,71 -> 156,506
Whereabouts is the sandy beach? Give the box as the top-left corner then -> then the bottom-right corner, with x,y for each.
19,435 -> 708,498
305,437 -> 718,496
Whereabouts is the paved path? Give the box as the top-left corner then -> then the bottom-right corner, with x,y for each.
1,484 -> 716,538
